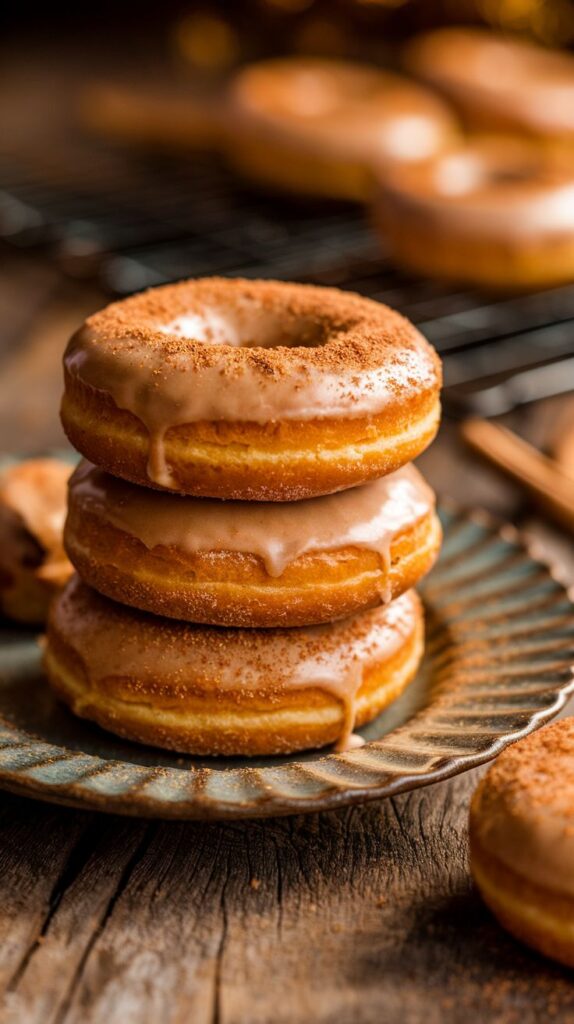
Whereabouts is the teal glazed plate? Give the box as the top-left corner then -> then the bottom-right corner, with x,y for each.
0,502 -> 573,819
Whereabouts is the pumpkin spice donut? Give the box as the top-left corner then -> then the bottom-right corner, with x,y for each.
375,137 -> 574,289
224,57 -> 458,200
65,460 -> 441,628
0,459 -> 73,624
61,278 -> 441,501
470,719 -> 574,968
45,578 -> 423,756
405,28 -> 574,150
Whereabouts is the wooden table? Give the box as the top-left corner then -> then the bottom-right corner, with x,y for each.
1,256 -> 573,1024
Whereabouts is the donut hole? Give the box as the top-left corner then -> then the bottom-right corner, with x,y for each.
434,152 -> 538,197
160,301 -> 330,349
486,165 -> 539,187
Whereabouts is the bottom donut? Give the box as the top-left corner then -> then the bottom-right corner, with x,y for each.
44,578 -> 424,756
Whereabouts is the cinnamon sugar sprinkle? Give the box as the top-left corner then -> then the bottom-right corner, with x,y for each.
481,718 -> 574,821
65,277 -> 441,488
50,578 -> 421,751
76,277 -> 439,378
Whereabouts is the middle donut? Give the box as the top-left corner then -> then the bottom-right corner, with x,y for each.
65,460 -> 441,628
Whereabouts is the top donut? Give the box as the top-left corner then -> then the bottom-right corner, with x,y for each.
61,278 -> 441,501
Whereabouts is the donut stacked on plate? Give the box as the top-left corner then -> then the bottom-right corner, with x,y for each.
45,278 -> 442,756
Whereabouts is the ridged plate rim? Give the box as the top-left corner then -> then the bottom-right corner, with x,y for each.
0,498 -> 573,819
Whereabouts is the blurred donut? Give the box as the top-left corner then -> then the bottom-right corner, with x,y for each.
225,57 -> 458,199
80,82 -> 221,152
405,28 -> 574,149
0,459 -> 73,624
375,137 -> 574,289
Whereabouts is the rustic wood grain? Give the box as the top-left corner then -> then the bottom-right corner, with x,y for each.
1,774 -> 574,1024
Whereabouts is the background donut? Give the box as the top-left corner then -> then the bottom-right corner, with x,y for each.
0,459 -> 73,624
374,138 -> 574,289
405,28 -> 574,150
224,57 -> 458,200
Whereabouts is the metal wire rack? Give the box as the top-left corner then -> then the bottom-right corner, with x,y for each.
1,150 -> 573,417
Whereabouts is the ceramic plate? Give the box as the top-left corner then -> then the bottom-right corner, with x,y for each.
0,502 -> 573,819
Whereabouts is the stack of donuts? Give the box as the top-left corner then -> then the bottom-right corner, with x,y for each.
44,276 -> 442,756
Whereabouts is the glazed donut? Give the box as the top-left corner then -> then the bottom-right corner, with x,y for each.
375,138 -> 574,289
65,460 -> 440,628
470,719 -> 574,968
225,57 -> 458,200
45,579 -> 424,756
405,28 -> 574,149
0,459 -> 73,624
61,278 -> 441,501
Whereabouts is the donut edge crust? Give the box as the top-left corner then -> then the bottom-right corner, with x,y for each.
61,376 -> 441,500
470,825 -> 574,968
